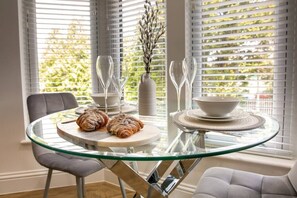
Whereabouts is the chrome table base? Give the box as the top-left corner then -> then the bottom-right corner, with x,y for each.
98,130 -> 205,197
99,157 -> 202,198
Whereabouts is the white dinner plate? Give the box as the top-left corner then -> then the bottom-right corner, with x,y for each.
191,109 -> 231,119
173,111 -> 265,131
75,104 -> 137,115
88,103 -> 124,110
186,109 -> 250,122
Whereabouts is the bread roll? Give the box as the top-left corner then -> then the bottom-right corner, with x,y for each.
76,108 -> 109,132
107,114 -> 144,138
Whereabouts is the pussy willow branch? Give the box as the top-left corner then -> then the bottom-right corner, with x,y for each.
138,0 -> 165,74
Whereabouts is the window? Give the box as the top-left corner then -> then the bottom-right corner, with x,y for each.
23,0 -> 97,104
22,0 -> 296,157
187,0 -> 297,157
107,0 -> 167,116
23,0 -> 167,116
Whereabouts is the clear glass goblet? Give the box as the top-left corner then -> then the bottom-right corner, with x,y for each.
112,63 -> 129,114
184,57 -> 198,109
96,55 -> 114,113
169,60 -> 188,112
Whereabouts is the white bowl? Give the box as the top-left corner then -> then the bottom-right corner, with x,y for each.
91,93 -> 118,106
193,96 -> 240,117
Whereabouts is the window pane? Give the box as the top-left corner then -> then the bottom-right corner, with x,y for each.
188,0 -> 296,157
108,0 -> 167,116
24,0 -> 95,104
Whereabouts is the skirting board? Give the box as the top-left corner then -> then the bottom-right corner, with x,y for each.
0,168 -> 104,195
2,153 -> 288,196
0,168 -> 195,197
103,169 -> 196,198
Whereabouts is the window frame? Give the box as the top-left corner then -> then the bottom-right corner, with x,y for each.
23,0 -> 101,104
22,0 -> 297,158
185,0 -> 297,158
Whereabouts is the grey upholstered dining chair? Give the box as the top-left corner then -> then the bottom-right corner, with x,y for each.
27,93 -> 104,198
193,162 -> 297,198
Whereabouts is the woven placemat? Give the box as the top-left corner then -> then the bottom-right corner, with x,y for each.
173,111 -> 265,131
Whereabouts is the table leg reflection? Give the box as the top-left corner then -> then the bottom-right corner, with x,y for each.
196,130 -> 207,148
98,132 -> 206,198
99,156 -> 202,198
174,130 -> 207,152
182,131 -> 207,152
100,158 -> 201,198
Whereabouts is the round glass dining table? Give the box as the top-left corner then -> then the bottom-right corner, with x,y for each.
26,109 -> 279,198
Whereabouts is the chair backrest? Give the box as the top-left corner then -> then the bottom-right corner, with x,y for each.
288,161 -> 297,192
27,92 -> 78,159
27,92 -> 78,122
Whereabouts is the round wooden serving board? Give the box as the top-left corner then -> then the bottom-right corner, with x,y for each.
57,121 -> 161,148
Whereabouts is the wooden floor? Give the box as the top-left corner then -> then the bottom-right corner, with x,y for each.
0,182 -> 135,198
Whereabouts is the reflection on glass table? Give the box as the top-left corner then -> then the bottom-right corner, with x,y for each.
26,109 -> 279,198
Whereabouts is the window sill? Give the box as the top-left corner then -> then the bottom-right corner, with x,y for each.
20,139 -> 31,145
212,152 -> 295,170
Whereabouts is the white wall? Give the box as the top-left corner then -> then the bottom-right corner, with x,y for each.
0,0 -> 295,196
0,0 -> 38,179
0,0 -> 40,193
0,0 -> 104,194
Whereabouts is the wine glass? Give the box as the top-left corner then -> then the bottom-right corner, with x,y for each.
96,55 -> 114,113
112,63 -> 129,113
184,57 -> 198,110
169,60 -> 188,112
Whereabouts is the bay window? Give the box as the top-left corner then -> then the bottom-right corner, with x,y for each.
23,0 -> 167,116
23,0 -> 297,157
107,0 -> 167,116
23,0 -> 97,104
187,0 -> 297,157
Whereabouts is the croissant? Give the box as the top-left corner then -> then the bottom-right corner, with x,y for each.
76,107 -> 109,132
106,113 -> 144,138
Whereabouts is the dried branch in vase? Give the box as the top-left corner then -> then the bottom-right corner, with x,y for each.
138,0 -> 166,74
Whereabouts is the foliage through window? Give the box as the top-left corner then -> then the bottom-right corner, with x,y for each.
23,0 -> 95,104
188,0 -> 296,157
107,0 -> 167,116
24,0 -> 167,114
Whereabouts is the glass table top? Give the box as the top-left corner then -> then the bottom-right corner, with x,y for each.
26,109 -> 279,161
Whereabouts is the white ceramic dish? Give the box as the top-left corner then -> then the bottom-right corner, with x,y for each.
173,111 -> 265,131
193,111 -> 232,119
91,93 -> 119,106
75,104 -> 137,116
193,96 -> 240,117
57,122 -> 161,148
186,109 -> 250,122
88,103 -> 124,110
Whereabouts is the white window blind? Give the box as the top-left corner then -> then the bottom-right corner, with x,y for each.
23,0 -> 97,104
107,0 -> 167,116
187,0 -> 297,157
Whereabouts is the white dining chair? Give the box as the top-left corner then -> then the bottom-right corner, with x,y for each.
27,92 -> 104,198
193,162 -> 297,198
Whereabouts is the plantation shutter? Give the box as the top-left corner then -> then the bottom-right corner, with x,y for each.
23,0 -> 98,104
107,0 -> 167,116
187,0 -> 297,157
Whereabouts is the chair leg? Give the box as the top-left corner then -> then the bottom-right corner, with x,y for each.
118,177 -> 127,198
43,169 -> 53,198
76,176 -> 84,198
82,177 -> 85,197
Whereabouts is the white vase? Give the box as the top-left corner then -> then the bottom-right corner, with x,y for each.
138,73 -> 157,116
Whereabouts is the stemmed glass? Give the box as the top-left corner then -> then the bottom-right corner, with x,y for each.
184,57 -> 198,110
112,63 -> 129,113
169,60 -> 188,112
96,55 -> 114,113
